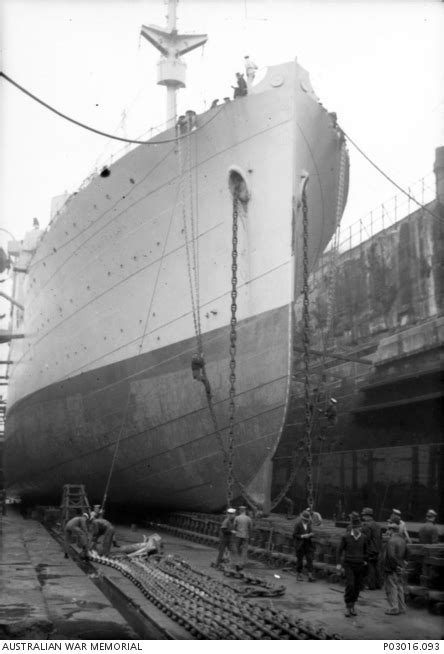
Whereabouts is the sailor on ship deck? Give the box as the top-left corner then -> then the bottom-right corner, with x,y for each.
232,73 -> 247,98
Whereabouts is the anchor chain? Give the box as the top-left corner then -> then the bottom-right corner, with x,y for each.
88,551 -> 340,639
301,181 -> 314,511
227,193 -> 239,505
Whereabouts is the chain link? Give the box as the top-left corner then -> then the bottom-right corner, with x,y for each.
227,194 -> 239,505
302,181 -> 314,511
177,122 -> 200,351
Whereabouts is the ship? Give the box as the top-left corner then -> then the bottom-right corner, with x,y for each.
3,1 -> 349,513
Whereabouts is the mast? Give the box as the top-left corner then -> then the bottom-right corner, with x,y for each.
141,0 -> 208,127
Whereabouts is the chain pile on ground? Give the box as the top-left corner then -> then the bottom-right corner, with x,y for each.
88,552 -> 341,639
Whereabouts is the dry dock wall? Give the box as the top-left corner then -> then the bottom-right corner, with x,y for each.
272,198 -> 444,521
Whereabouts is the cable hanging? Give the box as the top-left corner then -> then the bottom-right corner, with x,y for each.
0,71 -> 223,146
2,70 -> 440,224
339,126 -> 442,223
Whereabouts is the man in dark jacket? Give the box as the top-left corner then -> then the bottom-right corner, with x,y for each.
337,512 -> 368,617
361,507 -> 382,589
232,73 -> 248,98
293,510 -> 315,581
215,508 -> 236,567
383,520 -> 407,615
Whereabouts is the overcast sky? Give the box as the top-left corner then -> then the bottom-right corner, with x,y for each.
0,0 -> 443,250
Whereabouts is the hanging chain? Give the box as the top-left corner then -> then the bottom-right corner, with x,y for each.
302,181 -> 314,511
325,142 -> 347,343
186,124 -> 203,354
227,193 -> 239,505
198,190 -> 258,510
177,121 -> 201,351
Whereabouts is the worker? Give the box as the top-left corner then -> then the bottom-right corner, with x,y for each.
0,488 -> 6,516
383,520 -> 407,615
89,516 -> 116,556
90,504 -> 104,519
176,115 -> 187,135
233,506 -> 253,570
121,533 -> 163,558
304,506 -> 323,527
418,509 -> 439,544
283,496 -> 294,520
293,510 -> 315,582
232,73 -> 247,99
244,55 -> 258,88
337,512 -> 368,617
361,507 -> 382,589
324,397 -> 338,426
390,509 -> 411,543
214,508 -> 237,568
64,513 -> 90,559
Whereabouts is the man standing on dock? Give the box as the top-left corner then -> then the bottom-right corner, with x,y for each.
390,509 -> 411,544
337,512 -> 368,617
233,506 -> 252,570
214,507 -> 236,568
293,510 -> 315,582
418,509 -> 439,544
361,507 -> 382,589
383,521 -> 407,615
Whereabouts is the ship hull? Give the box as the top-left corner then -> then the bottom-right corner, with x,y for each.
6,305 -> 290,511
4,61 -> 348,511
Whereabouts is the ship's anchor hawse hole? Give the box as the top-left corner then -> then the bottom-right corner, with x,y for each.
228,168 -> 250,204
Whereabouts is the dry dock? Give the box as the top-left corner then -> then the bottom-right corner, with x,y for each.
1,509 -> 443,640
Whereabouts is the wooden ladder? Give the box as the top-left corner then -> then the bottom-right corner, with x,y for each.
60,484 -> 90,526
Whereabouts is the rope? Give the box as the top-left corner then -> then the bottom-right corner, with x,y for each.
0,72 -> 224,146
2,72 -> 438,222
100,184 -> 180,511
177,121 -> 200,348
339,126 -> 442,223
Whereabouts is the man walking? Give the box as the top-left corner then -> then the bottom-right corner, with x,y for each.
233,506 -> 252,570
361,507 -> 382,589
293,510 -> 315,581
214,508 -> 236,567
383,520 -> 407,615
337,512 -> 368,617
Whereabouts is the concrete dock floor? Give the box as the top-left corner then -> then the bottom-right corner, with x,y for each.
0,511 -> 136,640
1,510 -> 442,640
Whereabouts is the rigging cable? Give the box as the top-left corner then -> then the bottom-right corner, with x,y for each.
2,71 -> 439,221
339,126 -> 442,223
0,71 -> 224,146
100,184 -> 180,512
